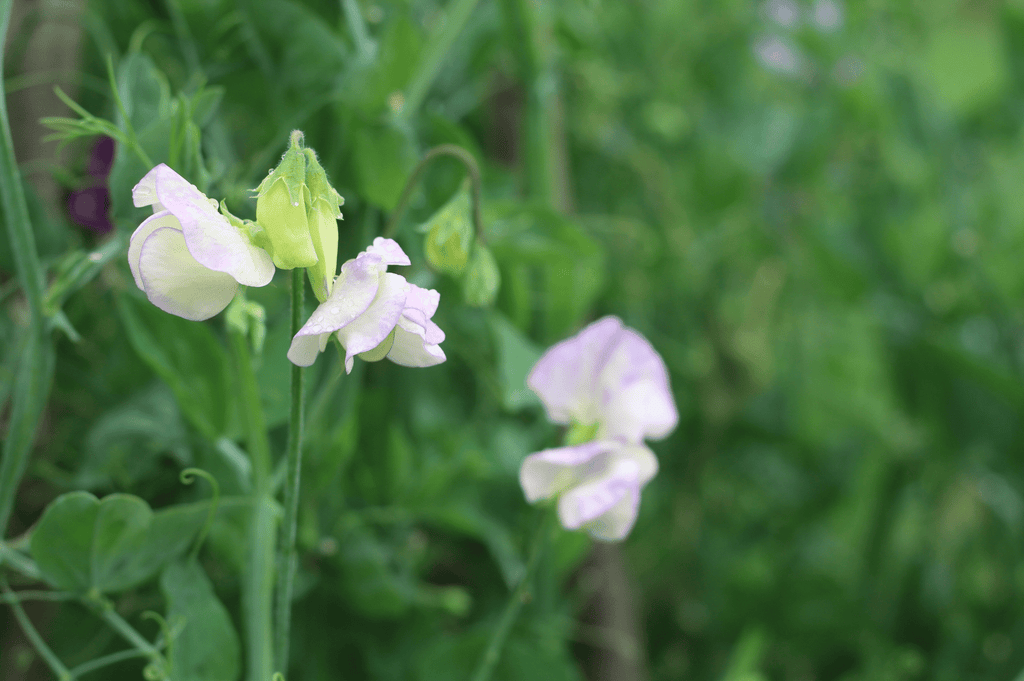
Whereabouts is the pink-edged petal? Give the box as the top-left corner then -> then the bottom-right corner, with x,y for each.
526,316 -> 624,425
386,326 -> 446,368
556,457 -> 642,541
365,237 -> 411,266
138,226 -> 238,321
518,440 -> 619,503
132,166 -> 161,208
292,252 -> 387,341
129,211 -> 180,290
597,328 -> 677,441
150,164 -> 274,287
336,272 -> 409,368
404,283 -> 440,318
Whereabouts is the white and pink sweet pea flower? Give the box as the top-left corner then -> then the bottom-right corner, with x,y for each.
287,237 -> 446,372
519,317 -> 677,541
129,164 -> 275,320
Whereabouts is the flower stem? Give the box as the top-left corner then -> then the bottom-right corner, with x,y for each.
470,509 -> 551,681
383,144 -> 484,242
229,327 -> 275,681
275,269 -> 306,670
0,0 -> 56,538
1,576 -> 72,680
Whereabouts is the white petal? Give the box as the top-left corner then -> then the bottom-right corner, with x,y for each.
138,226 -> 239,321
365,237 -> 411,266
556,457 -> 642,541
336,272 -> 409,365
129,211 -> 180,290
150,164 -> 274,287
287,332 -> 329,367
518,440 -> 619,503
404,284 -> 440,317
292,250 -> 387,342
386,326 -> 446,368
597,328 -> 677,441
526,316 -> 624,425
132,166 -> 161,208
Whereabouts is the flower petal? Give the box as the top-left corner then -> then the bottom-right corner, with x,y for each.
138,226 -> 239,320
518,440 -> 619,503
132,166 -> 162,210
365,237 -> 411,267
526,316 -> 624,425
149,164 -> 274,287
287,332 -> 328,367
597,328 -> 677,441
336,272 -> 410,371
129,210 -> 180,290
556,457 -> 642,541
386,327 -> 446,368
292,251 -> 385,341
404,283 -> 440,318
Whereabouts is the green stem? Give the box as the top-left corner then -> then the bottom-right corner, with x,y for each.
93,605 -> 162,660
401,0 -> 483,119
0,541 -> 43,580
68,648 -> 149,677
0,590 -> 77,605
1,577 -> 72,680
470,510 -> 550,681
340,0 -> 374,61
275,269 -> 305,670
0,0 -> 55,538
229,328 -> 276,681
383,144 -> 484,241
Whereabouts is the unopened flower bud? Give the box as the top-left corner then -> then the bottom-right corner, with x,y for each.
461,240 -> 500,307
254,131 -> 317,269
422,186 -> 472,275
304,148 -> 343,302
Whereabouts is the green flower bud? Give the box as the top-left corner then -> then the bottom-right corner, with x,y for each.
304,148 -> 344,302
254,131 -> 318,269
461,240 -> 500,307
422,186 -> 472,275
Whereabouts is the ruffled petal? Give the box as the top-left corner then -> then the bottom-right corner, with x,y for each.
129,211 -> 180,290
137,226 -> 239,320
336,272 -> 410,371
292,252 -> 385,343
597,328 -> 677,441
365,237 -> 411,267
148,164 -> 274,287
386,326 -> 446,368
556,457 -> 642,541
132,166 -> 162,210
403,284 -> 440,318
518,440 -> 619,503
526,316 -> 624,426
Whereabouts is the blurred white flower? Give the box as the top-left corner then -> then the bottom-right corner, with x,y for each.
764,0 -> 800,27
754,35 -> 806,77
129,164 -> 275,321
812,0 -> 843,32
519,317 -> 677,541
287,237 -> 445,372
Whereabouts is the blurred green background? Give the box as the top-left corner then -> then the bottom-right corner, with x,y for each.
3,0 -> 1024,679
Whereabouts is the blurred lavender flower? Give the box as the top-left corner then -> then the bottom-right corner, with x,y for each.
129,164 -> 275,320
520,317 -> 677,541
68,186 -> 113,233
287,237 -> 446,372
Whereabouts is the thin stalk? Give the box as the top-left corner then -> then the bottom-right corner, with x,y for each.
383,144 -> 484,241
470,510 -> 550,681
274,269 -> 305,670
0,0 -> 55,537
401,0 -> 483,119
0,541 -> 43,580
93,606 -> 162,660
0,590 -> 78,605
1,577 -> 72,680
340,0 -> 374,61
230,328 -> 275,681
69,648 -> 149,677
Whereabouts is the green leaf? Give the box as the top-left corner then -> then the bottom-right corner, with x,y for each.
116,52 -> 172,133
161,560 -> 241,681
117,294 -> 237,440
30,492 -> 204,593
923,22 -> 1008,115
352,121 -> 417,210
488,312 -> 542,412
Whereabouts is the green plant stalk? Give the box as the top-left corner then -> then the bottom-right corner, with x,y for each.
340,0 -> 374,61
470,510 -> 550,681
1,577 -> 72,680
274,269 -> 305,670
383,144 -> 484,241
0,0 -> 56,538
401,0 -> 482,119
230,328 -> 276,681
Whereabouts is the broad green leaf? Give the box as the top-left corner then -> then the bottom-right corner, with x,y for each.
161,560 -> 241,681
117,294 -> 237,440
488,312 -> 542,412
352,121 -> 417,210
30,492 -> 204,592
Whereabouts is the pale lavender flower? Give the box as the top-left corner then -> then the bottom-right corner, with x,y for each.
287,237 -> 446,372
129,164 -> 275,320
520,316 -> 677,541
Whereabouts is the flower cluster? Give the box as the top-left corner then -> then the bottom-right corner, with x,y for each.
519,317 -> 677,541
128,160 -> 445,373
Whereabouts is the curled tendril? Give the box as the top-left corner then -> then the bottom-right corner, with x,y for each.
142,611 -> 174,677
180,467 -> 221,562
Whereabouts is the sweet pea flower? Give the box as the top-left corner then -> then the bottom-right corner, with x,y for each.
519,317 -> 677,541
287,237 -> 446,372
129,164 -> 275,320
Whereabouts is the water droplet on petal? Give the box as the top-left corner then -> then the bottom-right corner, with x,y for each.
292,202 -> 299,207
